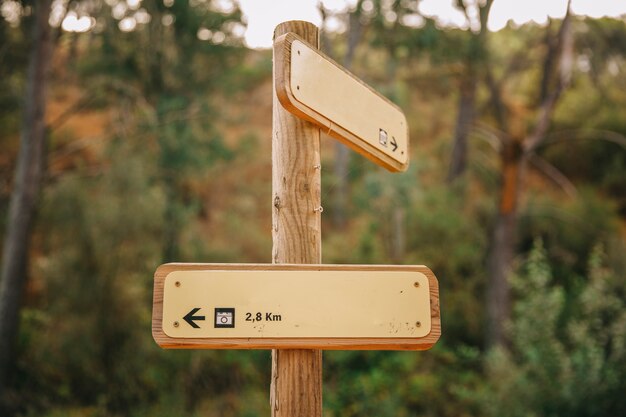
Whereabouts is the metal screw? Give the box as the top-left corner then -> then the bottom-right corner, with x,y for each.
175,281 -> 181,287
174,321 -> 180,327
414,282 -> 420,288
313,206 -> 324,213
416,321 -> 421,327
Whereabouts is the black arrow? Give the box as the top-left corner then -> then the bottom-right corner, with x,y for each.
390,136 -> 398,152
183,308 -> 205,328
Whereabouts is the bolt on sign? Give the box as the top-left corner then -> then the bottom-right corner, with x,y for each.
274,32 -> 409,172
152,264 -> 440,350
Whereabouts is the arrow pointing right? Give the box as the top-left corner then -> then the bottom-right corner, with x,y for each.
183,308 -> 205,328
390,136 -> 398,152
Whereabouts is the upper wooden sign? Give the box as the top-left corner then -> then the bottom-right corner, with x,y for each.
274,33 -> 410,172
152,263 -> 440,350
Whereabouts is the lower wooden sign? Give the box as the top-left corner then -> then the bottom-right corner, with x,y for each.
152,264 -> 441,350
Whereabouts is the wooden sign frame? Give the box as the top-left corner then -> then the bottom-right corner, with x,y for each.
274,32 -> 410,172
152,263 -> 441,350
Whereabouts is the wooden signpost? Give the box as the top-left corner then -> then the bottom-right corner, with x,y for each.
151,20 -> 440,417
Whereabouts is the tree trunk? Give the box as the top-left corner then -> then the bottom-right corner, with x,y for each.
447,75 -> 476,182
0,0 -> 53,402
483,2 -> 571,349
447,0 -> 493,183
333,143 -> 349,228
332,8 -> 364,229
161,178 -> 180,262
391,206 -> 406,263
486,140 -> 523,348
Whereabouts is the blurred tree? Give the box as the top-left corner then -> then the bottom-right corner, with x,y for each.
447,0 -> 493,182
0,1 -> 31,212
484,2 -> 574,347
0,0 -> 53,405
1,0 -> 247,413
483,5 -> 626,348
78,0 -> 244,261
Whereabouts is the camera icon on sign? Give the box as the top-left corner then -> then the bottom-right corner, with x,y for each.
379,128 -> 388,147
214,308 -> 235,328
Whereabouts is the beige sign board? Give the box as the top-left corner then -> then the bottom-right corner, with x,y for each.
274,33 -> 409,172
152,264 -> 440,350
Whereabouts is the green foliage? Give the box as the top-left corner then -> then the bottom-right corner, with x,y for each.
15,141 -> 165,414
520,189 -> 621,285
474,241 -> 626,417
76,0 -> 245,98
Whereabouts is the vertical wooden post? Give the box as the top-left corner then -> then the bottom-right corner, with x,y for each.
270,21 -> 322,417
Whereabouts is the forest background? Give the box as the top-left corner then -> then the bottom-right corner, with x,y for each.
0,0 -> 625,416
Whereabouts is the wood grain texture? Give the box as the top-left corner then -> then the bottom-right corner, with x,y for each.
272,24 -> 321,266
272,21 -> 322,417
151,263 -> 442,350
274,32 -> 410,172
271,349 -> 322,417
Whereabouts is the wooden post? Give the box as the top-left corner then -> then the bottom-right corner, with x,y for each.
270,21 -> 322,417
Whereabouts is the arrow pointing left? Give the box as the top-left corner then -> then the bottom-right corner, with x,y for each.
183,308 -> 205,328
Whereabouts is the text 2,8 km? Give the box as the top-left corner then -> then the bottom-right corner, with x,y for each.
245,312 -> 282,322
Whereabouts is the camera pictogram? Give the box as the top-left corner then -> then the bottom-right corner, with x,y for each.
214,308 -> 235,328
